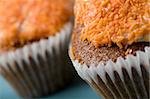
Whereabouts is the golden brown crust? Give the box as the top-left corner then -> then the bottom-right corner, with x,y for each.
74,0 -> 150,48
0,0 -> 72,51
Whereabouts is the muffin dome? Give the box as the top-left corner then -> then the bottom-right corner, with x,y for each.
0,0 -> 72,51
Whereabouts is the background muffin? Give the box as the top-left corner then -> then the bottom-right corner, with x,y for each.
70,0 -> 150,98
0,0 -> 74,97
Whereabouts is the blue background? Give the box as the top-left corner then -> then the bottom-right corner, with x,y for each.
0,76 -> 100,99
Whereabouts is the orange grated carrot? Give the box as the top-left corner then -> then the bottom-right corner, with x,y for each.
75,0 -> 150,48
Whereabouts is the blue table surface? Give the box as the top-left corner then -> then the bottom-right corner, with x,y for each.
0,76 -> 100,99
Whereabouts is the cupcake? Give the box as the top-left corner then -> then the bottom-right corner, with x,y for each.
69,0 -> 150,99
0,0 -> 74,97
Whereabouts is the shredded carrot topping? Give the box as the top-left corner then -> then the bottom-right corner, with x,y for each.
75,0 -> 150,48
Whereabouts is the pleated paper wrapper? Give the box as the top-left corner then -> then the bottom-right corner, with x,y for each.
0,22 -> 74,98
70,46 -> 150,99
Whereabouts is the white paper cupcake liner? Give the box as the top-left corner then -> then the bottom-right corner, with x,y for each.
69,46 -> 150,99
0,22 -> 74,98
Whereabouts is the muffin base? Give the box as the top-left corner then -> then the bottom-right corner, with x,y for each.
70,44 -> 150,99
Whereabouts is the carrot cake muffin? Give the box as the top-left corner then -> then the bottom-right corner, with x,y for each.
0,0 -> 74,97
70,0 -> 150,98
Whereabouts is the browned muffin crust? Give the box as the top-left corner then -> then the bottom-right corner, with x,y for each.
71,25 -> 149,66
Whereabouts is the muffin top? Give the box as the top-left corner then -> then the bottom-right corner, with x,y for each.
75,0 -> 150,48
0,0 -> 72,51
